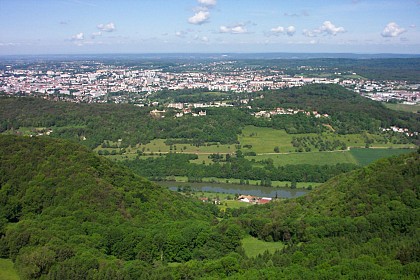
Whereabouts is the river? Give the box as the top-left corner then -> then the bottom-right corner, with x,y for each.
157,181 -> 308,199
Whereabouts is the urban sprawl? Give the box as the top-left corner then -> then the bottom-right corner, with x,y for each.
1,60 -> 419,105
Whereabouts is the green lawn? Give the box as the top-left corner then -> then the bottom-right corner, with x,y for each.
350,148 -> 414,166
241,236 -> 285,258
250,150 -> 358,166
0,259 -> 19,280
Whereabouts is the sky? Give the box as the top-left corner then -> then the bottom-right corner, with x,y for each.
0,0 -> 419,55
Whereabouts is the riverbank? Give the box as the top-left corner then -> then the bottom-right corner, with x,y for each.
160,176 -> 321,189
157,181 -> 309,199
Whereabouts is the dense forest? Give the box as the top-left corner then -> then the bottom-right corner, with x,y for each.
0,135 -> 419,279
0,136 -> 236,279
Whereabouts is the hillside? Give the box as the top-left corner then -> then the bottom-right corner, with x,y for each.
251,84 -> 420,135
0,135 -> 240,279
221,150 -> 419,279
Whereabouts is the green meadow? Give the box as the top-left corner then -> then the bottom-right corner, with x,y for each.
250,151 -> 358,166
95,125 -> 415,172
0,259 -> 19,280
241,236 -> 285,258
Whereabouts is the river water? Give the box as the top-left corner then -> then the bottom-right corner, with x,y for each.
157,181 -> 308,199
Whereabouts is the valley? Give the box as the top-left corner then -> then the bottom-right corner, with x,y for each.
0,56 -> 419,279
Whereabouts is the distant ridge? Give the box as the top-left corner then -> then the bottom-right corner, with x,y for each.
1,52 -> 420,61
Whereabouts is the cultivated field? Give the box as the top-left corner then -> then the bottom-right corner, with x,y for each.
94,126 -> 416,169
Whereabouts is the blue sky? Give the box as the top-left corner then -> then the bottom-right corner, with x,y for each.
0,0 -> 419,55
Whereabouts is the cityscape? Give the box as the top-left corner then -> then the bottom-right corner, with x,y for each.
1,59 -> 419,105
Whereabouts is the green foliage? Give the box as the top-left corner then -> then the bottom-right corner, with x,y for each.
0,135 -> 244,279
250,84 -> 420,136
0,97 -> 246,148
229,151 -> 420,279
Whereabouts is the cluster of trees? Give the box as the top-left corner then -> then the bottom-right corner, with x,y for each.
252,112 -> 327,134
124,152 -> 358,183
291,136 -> 347,152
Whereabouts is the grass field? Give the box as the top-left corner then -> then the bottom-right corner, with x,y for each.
250,150 -> 358,166
0,259 -> 19,280
241,236 -> 285,258
383,103 -> 420,113
239,126 -> 299,153
350,148 -> 414,166
239,126 -> 412,153
95,125 -> 416,172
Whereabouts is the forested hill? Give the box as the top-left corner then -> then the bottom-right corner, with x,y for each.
0,135 -> 233,279
227,150 -> 420,278
0,96 -> 245,148
251,84 -> 420,134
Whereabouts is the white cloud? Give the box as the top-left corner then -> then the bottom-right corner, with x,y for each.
71,32 -> 84,41
270,26 -> 295,36
271,26 -> 284,33
197,0 -> 216,6
175,31 -> 185,37
91,31 -> 102,38
97,22 -> 115,32
220,26 -> 230,33
318,21 -> 345,36
303,21 -> 345,37
188,11 -> 210,25
381,22 -> 406,37
302,29 -> 317,37
220,24 -> 248,34
286,26 -> 296,36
